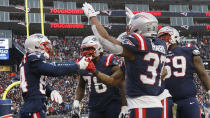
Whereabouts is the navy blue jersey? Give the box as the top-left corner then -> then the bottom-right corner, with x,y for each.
165,46 -> 199,101
121,33 -> 167,97
79,54 -> 121,111
20,52 -> 79,101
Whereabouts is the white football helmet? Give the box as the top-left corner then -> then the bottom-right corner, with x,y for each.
81,35 -> 103,58
126,12 -> 158,37
158,26 -> 180,46
24,33 -> 54,59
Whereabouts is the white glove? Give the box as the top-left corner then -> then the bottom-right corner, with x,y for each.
125,7 -> 134,19
82,2 -> 100,19
77,57 -> 89,70
50,90 -> 63,104
73,100 -> 80,115
119,106 -> 129,118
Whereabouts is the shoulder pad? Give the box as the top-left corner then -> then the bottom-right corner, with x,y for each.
27,51 -> 45,62
104,54 -> 115,67
121,33 -> 148,52
104,54 -> 121,67
121,35 -> 136,47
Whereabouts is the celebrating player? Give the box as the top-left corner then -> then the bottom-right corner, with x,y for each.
158,26 -> 210,118
72,35 -> 128,118
82,3 -> 167,118
18,33 -> 92,118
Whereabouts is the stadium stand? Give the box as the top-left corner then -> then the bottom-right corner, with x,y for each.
0,0 -> 209,117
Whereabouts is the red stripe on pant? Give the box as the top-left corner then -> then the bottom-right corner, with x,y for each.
135,108 -> 146,118
36,113 -> 41,118
166,98 -> 168,118
162,99 -> 164,118
135,108 -> 139,118
162,98 -> 169,118
31,112 -> 41,118
142,108 -> 146,118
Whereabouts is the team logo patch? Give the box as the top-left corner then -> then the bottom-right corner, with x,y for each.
113,59 -> 121,65
122,39 -> 135,47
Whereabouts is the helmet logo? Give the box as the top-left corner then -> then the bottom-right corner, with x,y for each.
35,34 -> 44,39
92,37 -> 96,41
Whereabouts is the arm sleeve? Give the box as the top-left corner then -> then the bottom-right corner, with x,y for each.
30,61 -> 79,77
91,25 -> 123,55
46,85 -> 54,97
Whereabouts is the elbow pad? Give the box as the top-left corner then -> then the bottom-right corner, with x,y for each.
91,25 -> 123,55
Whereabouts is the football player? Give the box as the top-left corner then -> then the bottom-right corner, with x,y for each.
115,32 -> 173,118
82,3 -> 167,118
157,26 -> 210,118
18,33 -> 92,118
72,35 -> 128,118
124,10 -> 173,118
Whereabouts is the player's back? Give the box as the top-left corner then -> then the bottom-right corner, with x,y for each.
20,52 -> 47,101
80,54 -> 121,111
165,46 -> 197,101
122,33 -> 167,97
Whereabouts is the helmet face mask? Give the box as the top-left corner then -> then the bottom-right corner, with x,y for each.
81,46 -> 96,58
81,36 -> 103,59
158,26 -> 180,49
39,41 -> 54,58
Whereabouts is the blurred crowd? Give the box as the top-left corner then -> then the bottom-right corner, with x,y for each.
180,38 -> 210,59
14,36 -> 83,62
0,36 -> 209,116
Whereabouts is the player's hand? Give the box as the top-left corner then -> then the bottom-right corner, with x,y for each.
125,7 -> 134,19
82,2 -> 100,19
77,57 -> 96,73
119,106 -> 129,118
72,100 -> 80,116
85,58 -> 96,73
77,57 -> 89,70
50,90 -> 63,104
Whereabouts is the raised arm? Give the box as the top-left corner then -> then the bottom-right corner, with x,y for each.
193,56 -> 210,90
82,3 -> 134,59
